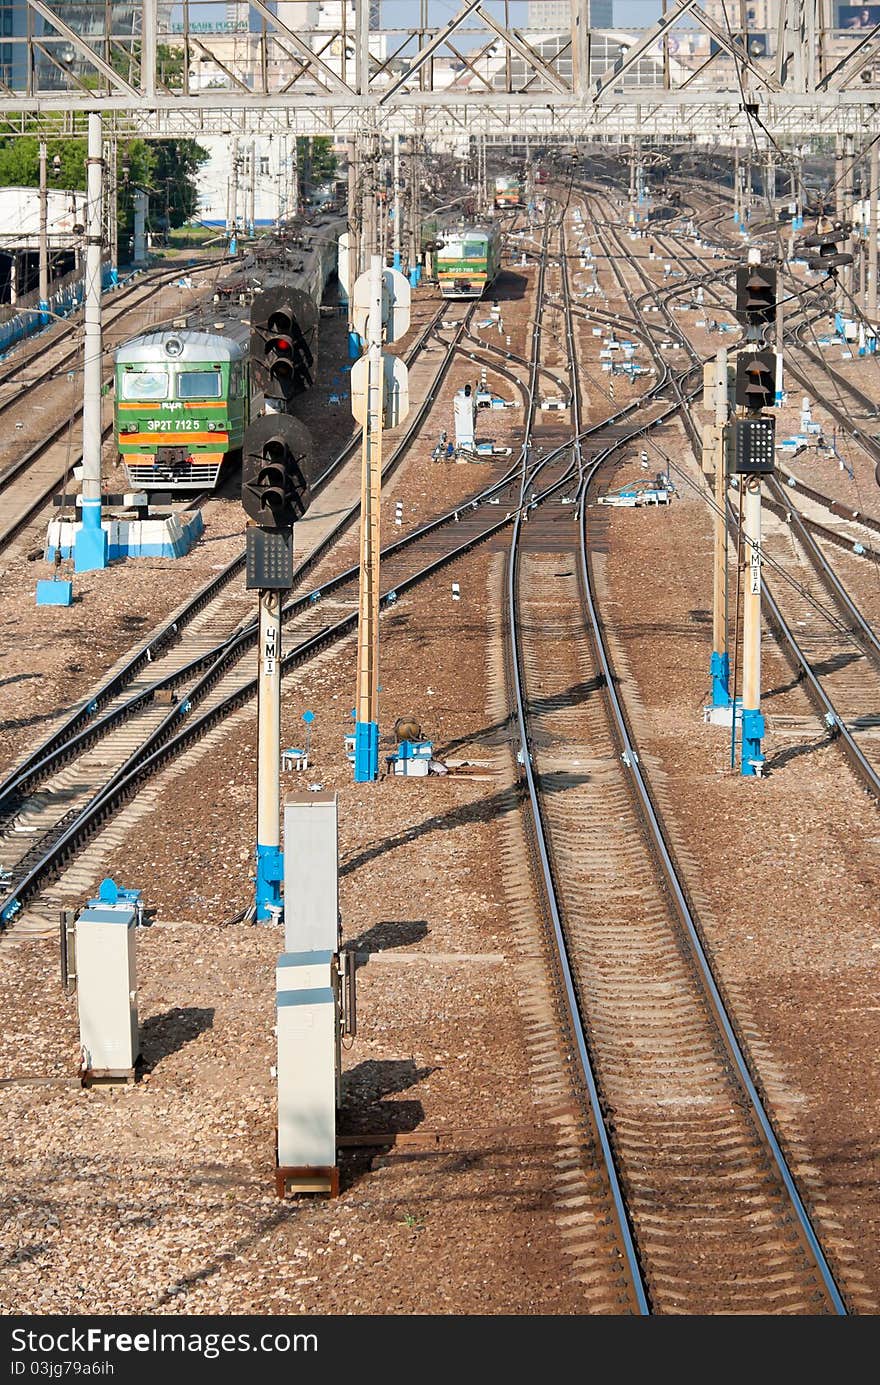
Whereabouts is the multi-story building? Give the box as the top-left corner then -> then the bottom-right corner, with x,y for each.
0,2 -> 27,90
28,3 -> 140,89
527,2 -> 614,29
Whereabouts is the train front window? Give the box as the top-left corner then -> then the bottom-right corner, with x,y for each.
177,370 -> 222,400
462,241 -> 486,259
121,370 -> 168,400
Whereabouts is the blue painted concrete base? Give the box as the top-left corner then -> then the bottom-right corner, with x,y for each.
409,266 -> 421,288
74,522 -> 108,573
255,842 -> 283,922
48,511 -> 204,563
36,578 -> 73,607
393,251 -> 402,270
710,650 -> 730,708
741,706 -> 765,777
354,720 -> 379,782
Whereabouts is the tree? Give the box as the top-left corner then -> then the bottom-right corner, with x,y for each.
152,141 -> 211,230
297,135 -> 337,200
0,126 -> 208,260
117,139 -> 209,251
309,137 -> 338,185
0,134 -> 88,189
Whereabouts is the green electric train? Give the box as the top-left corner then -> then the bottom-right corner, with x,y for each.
114,323 -> 250,492
114,214 -> 343,493
435,223 -> 502,300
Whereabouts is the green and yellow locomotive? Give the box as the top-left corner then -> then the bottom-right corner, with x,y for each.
114,214 -> 344,494
114,325 -> 250,492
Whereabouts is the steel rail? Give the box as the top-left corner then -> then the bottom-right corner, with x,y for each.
577,191 -> 849,1308
504,208 -> 650,1315
0,228 -> 549,920
571,190 -> 851,1311
574,446 -> 848,1316
0,300 -> 454,805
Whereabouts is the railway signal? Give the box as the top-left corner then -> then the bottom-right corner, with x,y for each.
735,350 -> 777,411
241,414 -> 312,531
734,263 -> 777,327
799,219 -> 854,273
241,412 -> 314,924
726,248 -> 777,778
250,287 -> 318,403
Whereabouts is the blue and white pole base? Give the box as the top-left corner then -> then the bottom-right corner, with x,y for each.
255,842 -> 284,922
353,720 -> 379,783
710,650 -> 731,708
740,706 -> 765,778
73,497 -> 108,573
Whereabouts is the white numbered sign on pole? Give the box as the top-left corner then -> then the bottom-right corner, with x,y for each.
350,355 -> 409,429
337,232 -> 350,300
351,267 -> 411,343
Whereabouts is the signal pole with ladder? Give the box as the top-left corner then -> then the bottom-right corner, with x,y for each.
354,255 -> 384,783
350,257 -> 410,782
711,348 -> 730,708
732,248 -> 778,777
242,412 -> 315,920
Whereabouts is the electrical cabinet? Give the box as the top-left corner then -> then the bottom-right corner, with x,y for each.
283,792 -> 338,953
453,387 -> 475,449
276,950 -> 333,992
75,905 -> 139,1076
276,984 -> 337,1170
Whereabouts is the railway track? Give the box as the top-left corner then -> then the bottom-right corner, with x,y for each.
593,195 -> 880,782
500,190 -> 849,1312
0,214 -> 578,929
0,297 -> 457,798
0,296 -> 489,925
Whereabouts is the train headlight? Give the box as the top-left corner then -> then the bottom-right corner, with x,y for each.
207,422 -> 216,431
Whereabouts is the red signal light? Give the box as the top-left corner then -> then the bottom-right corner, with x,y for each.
275,337 -> 291,352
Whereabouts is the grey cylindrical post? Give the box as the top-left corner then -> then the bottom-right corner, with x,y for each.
82,113 -> 104,511
393,132 -> 401,268
869,141 -> 878,322
38,142 -> 48,311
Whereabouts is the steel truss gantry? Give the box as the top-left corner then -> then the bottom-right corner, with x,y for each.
0,3 -> 878,140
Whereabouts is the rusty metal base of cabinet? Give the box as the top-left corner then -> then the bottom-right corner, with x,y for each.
79,1064 -> 140,1088
275,1164 -> 340,1199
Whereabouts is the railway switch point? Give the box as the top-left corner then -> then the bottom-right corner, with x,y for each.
88,876 -> 144,927
387,739 -> 433,777
741,708 -> 767,778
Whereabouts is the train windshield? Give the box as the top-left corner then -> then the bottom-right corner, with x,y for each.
177,370 -> 222,400
440,238 -> 486,261
120,370 -> 168,400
